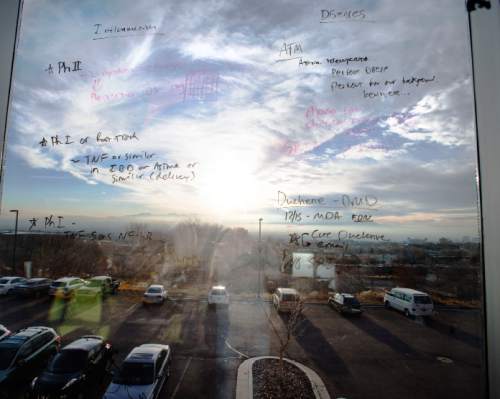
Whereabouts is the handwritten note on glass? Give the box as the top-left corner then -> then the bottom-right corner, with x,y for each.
0,2 -> 483,397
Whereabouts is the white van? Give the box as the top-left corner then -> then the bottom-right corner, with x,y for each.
384,287 -> 434,317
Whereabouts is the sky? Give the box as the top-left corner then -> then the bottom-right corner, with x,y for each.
0,0 -> 481,241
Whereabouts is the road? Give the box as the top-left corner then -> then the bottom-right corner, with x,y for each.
0,293 -> 484,399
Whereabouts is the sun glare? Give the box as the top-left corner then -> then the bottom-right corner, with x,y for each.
198,153 -> 259,217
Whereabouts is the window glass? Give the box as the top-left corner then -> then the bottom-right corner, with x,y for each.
344,297 -> 359,306
114,362 -> 154,385
0,1 -> 485,398
0,343 -> 20,370
282,294 -> 298,302
156,350 -> 166,374
49,350 -> 87,373
41,332 -> 54,346
30,335 -> 47,352
414,295 -> 432,304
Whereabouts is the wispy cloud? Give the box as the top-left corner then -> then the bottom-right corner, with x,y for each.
2,0 -> 480,239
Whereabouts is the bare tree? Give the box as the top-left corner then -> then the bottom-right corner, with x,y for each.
265,297 -> 305,388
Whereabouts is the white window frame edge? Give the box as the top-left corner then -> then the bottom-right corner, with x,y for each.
0,1 -> 498,397
469,2 -> 500,398
0,0 -> 22,210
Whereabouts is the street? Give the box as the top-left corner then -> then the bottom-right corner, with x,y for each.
0,293 -> 483,399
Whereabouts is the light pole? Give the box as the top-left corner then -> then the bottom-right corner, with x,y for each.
258,218 -> 263,298
10,210 -> 19,274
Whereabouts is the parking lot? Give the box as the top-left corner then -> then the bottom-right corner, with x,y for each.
0,293 -> 484,399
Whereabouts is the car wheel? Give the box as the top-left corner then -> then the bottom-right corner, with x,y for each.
384,301 -> 390,309
404,309 -> 410,318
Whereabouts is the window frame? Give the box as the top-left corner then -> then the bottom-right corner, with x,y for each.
0,1 -> 498,397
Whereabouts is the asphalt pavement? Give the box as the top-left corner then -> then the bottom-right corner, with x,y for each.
0,293 -> 484,399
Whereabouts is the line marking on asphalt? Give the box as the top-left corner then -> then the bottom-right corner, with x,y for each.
108,303 -> 139,323
123,303 -> 139,316
225,339 -> 249,359
171,356 -> 192,399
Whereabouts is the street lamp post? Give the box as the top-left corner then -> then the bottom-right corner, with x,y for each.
258,218 -> 263,298
10,210 -> 19,274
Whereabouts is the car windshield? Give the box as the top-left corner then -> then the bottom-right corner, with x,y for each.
211,289 -> 226,296
88,280 -> 103,287
414,295 -> 432,304
48,349 -> 87,373
147,287 -> 162,294
23,280 -> 44,285
51,282 -> 66,287
0,343 -> 21,370
114,362 -> 154,385
282,294 -> 297,302
0,278 -> 11,284
344,297 -> 360,307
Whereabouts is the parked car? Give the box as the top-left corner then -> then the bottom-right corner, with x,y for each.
143,285 -> 167,305
207,285 -> 229,308
0,326 -> 60,389
384,287 -> 434,317
13,278 -> 52,297
103,344 -> 171,399
32,335 -> 114,399
0,325 -> 10,341
328,293 -> 362,315
49,277 -> 86,299
75,276 -> 120,300
0,276 -> 27,295
272,288 -> 300,313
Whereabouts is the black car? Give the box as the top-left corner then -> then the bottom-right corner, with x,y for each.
328,293 -> 362,315
32,335 -> 114,399
13,278 -> 52,297
0,326 -> 60,389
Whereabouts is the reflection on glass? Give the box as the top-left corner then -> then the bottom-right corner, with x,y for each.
0,0 -> 483,398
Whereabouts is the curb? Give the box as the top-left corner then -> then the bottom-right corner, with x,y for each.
236,356 -> 331,399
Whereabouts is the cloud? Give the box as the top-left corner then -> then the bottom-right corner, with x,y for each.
381,80 -> 475,146
2,0 -> 480,239
336,139 -> 407,161
11,145 -> 58,169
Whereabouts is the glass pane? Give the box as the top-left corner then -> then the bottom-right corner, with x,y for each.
0,1 -> 484,398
